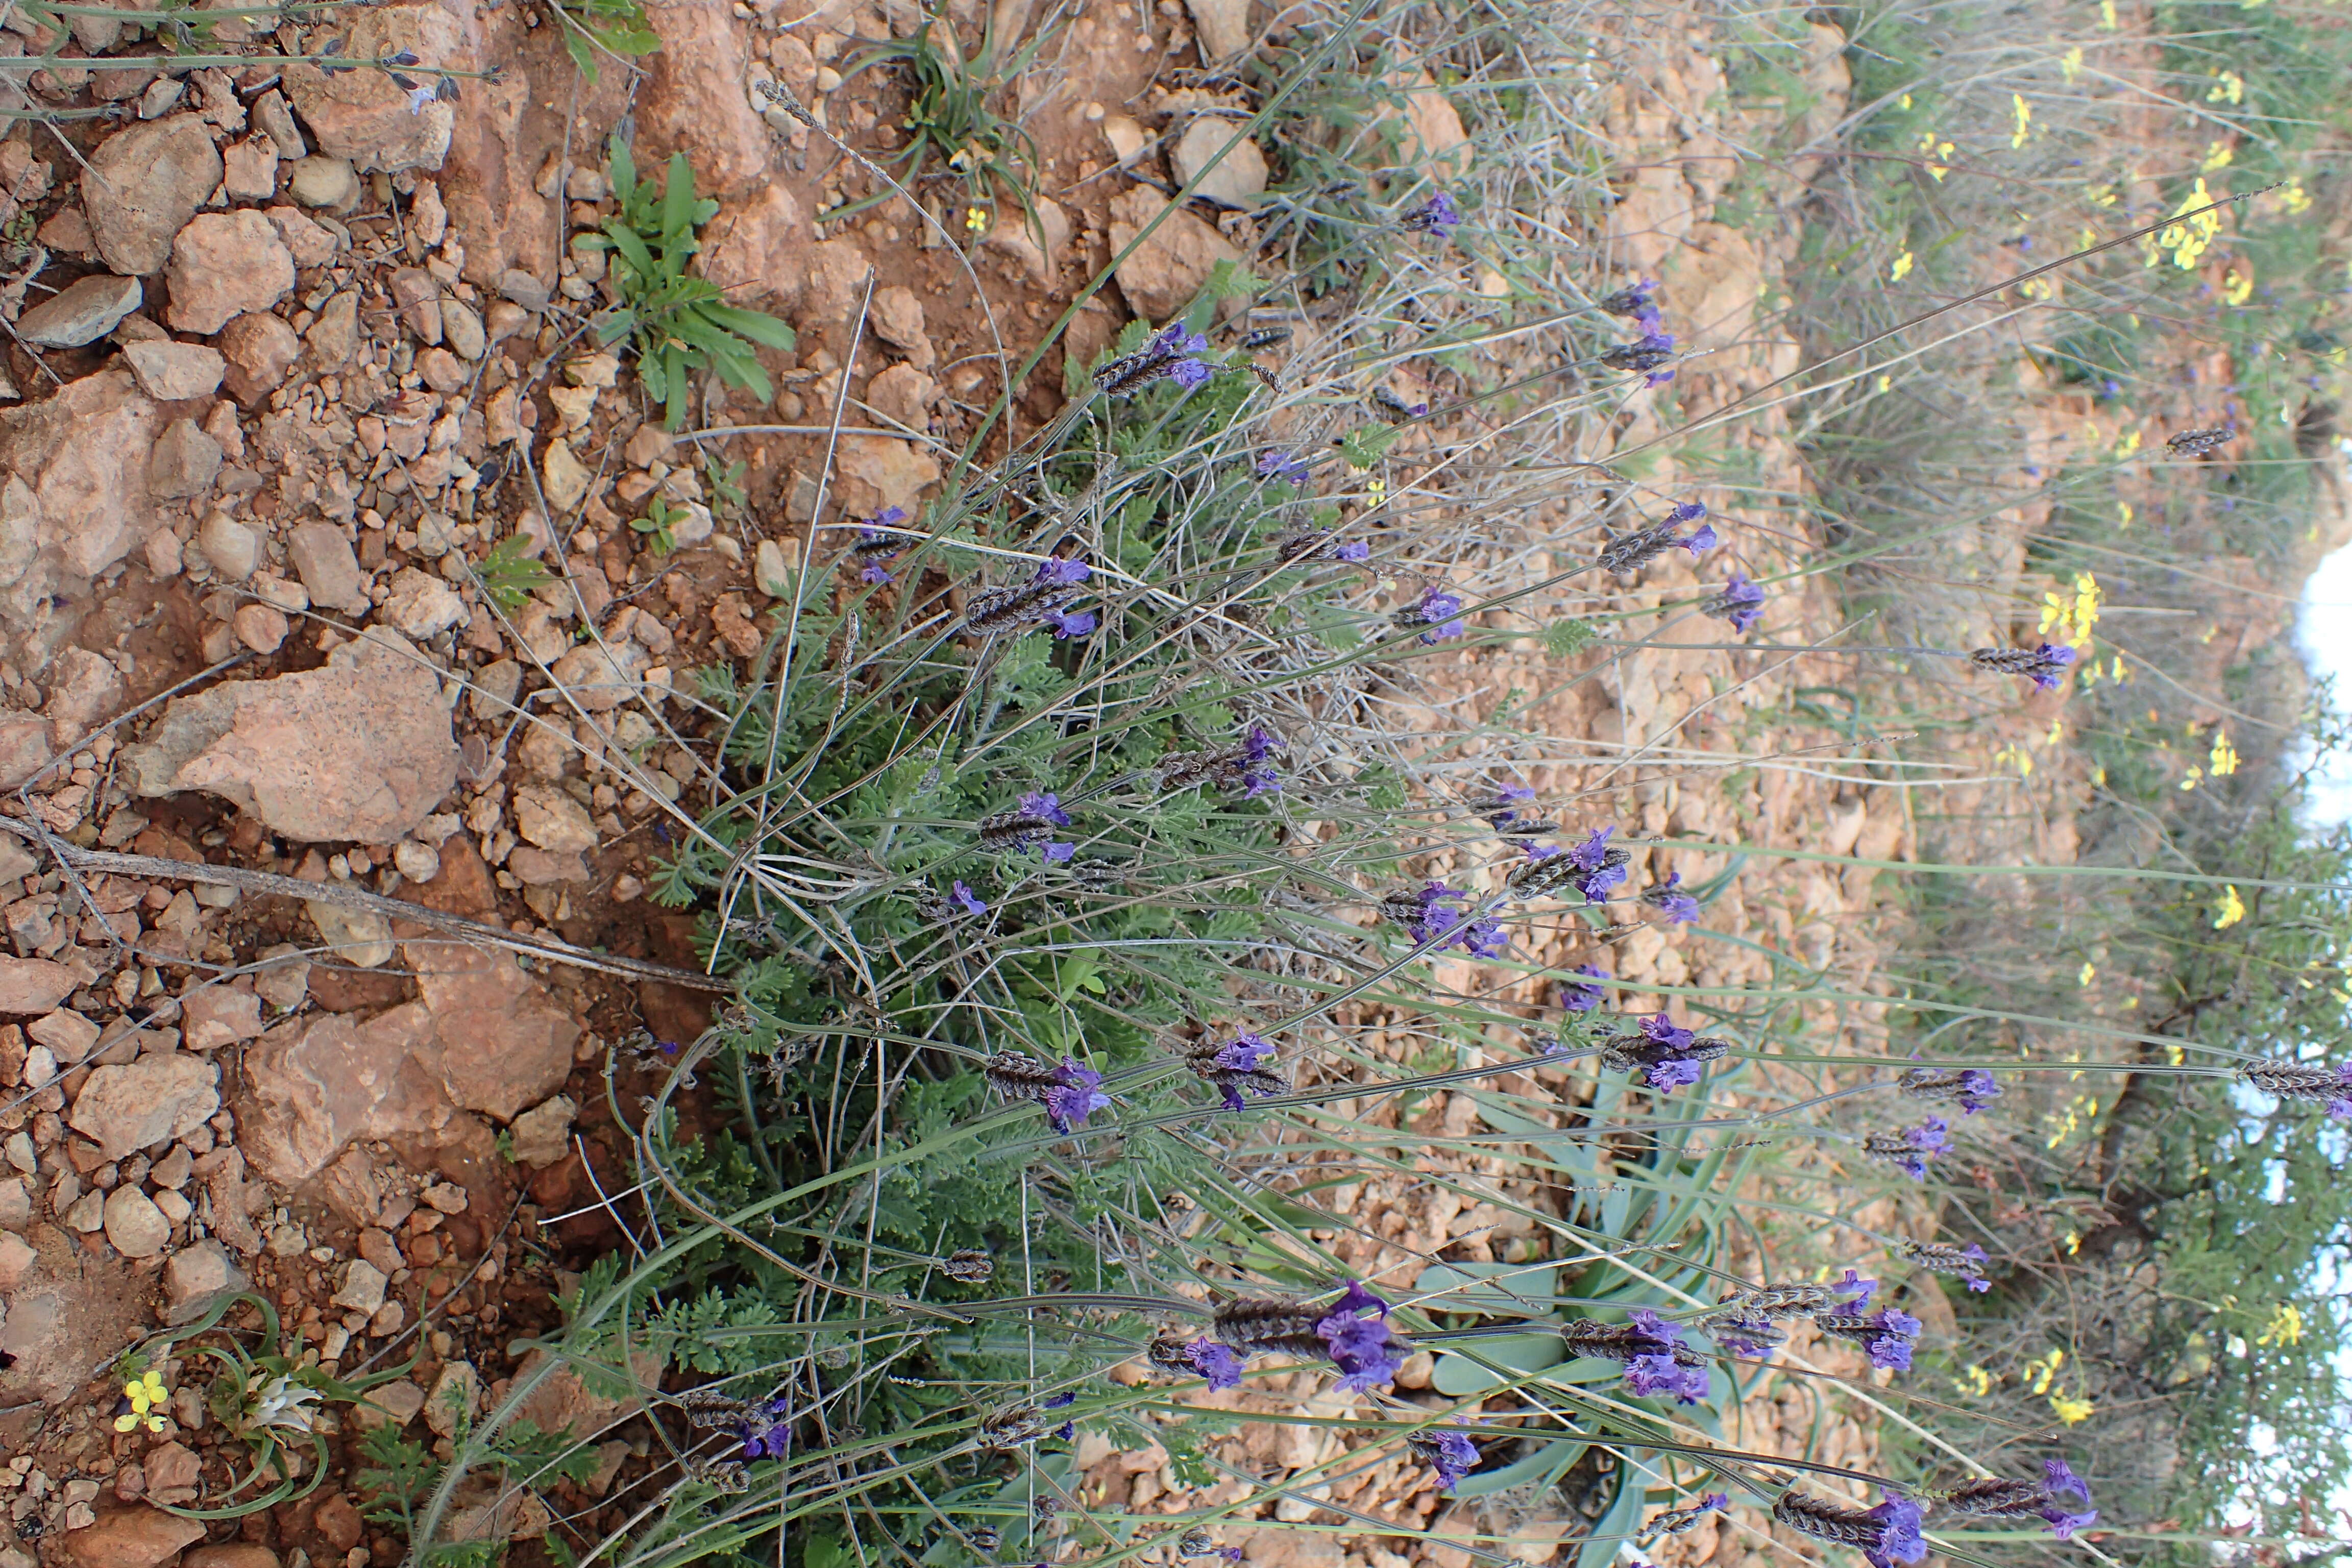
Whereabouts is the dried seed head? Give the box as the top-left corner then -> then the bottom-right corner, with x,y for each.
2166,425 -> 2232,457
1898,1066 -> 2004,1113
1969,644 -> 2076,689
970,1527 -> 1002,1550
985,1051 -> 1063,1105
1034,1496 -> 1061,1522
1926,1478 -> 2045,1518
978,808 -> 1059,852
675,1387 -> 752,1426
1772,1491 -> 1884,1548
964,580 -> 1077,636
1178,1528 -> 1220,1557
1713,1283 -> 1834,1320
980,1403 -> 1047,1450
2242,1057 -> 2352,1108
686,1457 -> 751,1492
939,1247 -> 994,1283
1147,1331 -> 1198,1374
1212,1296 -> 1328,1356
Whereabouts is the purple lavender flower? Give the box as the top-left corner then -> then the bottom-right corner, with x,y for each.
1035,559 -> 1093,588
1602,331 -> 1677,375
1487,783 -> 1537,824
1865,1496 -> 1927,1568
1816,1306 -> 1922,1370
1599,280 -> 1658,320
1684,524 -> 1718,552
1215,1033 -> 1275,1071
1703,575 -> 1766,633
1043,1390 -> 1077,1440
1647,1057 -> 1705,1092
1042,841 -> 1077,864
736,1395 -> 792,1460
1460,917 -> 1510,958
861,561 -> 894,585
1019,791 -> 1072,827
1626,1353 -> 1710,1404
1410,586 -> 1466,643
2039,1460 -> 2097,1538
1170,357 -> 1214,391
950,880 -> 988,917
1046,607 -> 1097,639
1409,1428 -> 1480,1492
1670,502 -> 1708,524
1565,825 -> 1628,901
1332,540 -> 1370,561
1834,1269 -> 1878,1308
1404,190 -> 1463,238
1560,965 -> 1609,1013
1641,871 -> 1700,924
2030,643 -> 2076,690
1867,1116 -> 1951,1181
1185,1340 -> 1244,1391
1043,1058 -> 1112,1133
1316,1281 -> 1407,1392
1097,324 -> 1216,397
1257,450 -> 1310,485
1409,881 -> 1469,943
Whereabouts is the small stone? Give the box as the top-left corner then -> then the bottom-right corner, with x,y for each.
330,1256 -> 388,1312
222,137 -> 279,202
253,944 -> 310,1012
288,154 -> 358,212
218,311 -> 303,405
254,88 -> 307,159
121,339 -> 226,401
287,521 -> 365,612
0,1174 -> 30,1231
83,115 -> 224,277
507,1094 -> 577,1167
369,1298 -> 405,1336
421,1181 -> 469,1214
164,211 -> 296,335
511,783 -> 599,853
180,992 -> 263,1053
149,417 -> 224,500
55,1502 -> 202,1568
417,345 -> 467,394
152,1186 -> 192,1224
497,268 -> 551,310
103,1184 -> 172,1256
304,290 -> 359,369
0,957 -> 78,1015
1170,118 -> 1269,208
233,602 -> 288,654
1186,0 -> 1251,57
198,511 -> 259,580
541,436 -> 591,512
0,1230 -> 32,1290
305,901 -> 394,968
379,567 -> 467,639
868,284 -> 934,369
151,1144 -> 193,1188
64,1190 -> 106,1232
426,1360 -> 478,1438
1106,186 -> 1245,323
546,639 -> 647,713
66,1055 -> 220,1160
442,301 -> 485,361
754,537 -> 793,598
27,1009 -> 98,1062
349,1379 -> 426,1432
263,204 -> 338,267
18,274 -> 143,349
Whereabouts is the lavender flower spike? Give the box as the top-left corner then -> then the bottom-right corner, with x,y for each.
1773,1491 -> 1926,1568
1560,965 -> 1609,1013
1315,1281 -> 1410,1392
1042,1057 -> 1112,1133
1394,585 -> 1467,643
1864,1116 -> 1951,1180
1404,190 -> 1464,238
1407,1428 -> 1480,1491
1257,449 -> 1310,485
1703,575 -> 1767,633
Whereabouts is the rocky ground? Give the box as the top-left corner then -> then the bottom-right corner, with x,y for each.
0,0 -> 2251,1565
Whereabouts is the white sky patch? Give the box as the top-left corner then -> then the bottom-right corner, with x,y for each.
2294,518 -> 2352,825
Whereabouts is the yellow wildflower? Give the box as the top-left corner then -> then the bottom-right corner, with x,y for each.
115,1367 -> 170,1435
2049,1390 -> 2095,1425
2213,885 -> 2245,929
2257,1304 -> 2305,1346
2061,46 -> 2084,82
2223,270 -> 2252,306
963,205 -> 990,233
1877,373 -> 1892,392
2024,1348 -> 2065,1393
2210,731 -> 2238,775
2011,93 -> 2033,148
1890,251 -> 1915,282
1953,1364 -> 1993,1397
2282,180 -> 2311,215
2117,500 -> 2134,527
2202,140 -> 2235,170
2099,0 -> 2117,28
2181,766 -> 2202,791
2208,70 -> 2245,105
2079,962 -> 2096,986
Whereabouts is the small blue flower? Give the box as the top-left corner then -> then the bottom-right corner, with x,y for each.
1185,1340 -> 1244,1390
1332,540 -> 1370,561
1046,607 -> 1097,639
1413,587 -> 1466,643
1404,190 -> 1463,238
1042,841 -> 1077,864
1215,1033 -> 1275,1071
2030,643 -> 2075,690
1560,965 -> 1608,1013
1460,917 -> 1510,958
950,880 -> 988,917
1035,558 -> 1092,587
861,562 -> 894,585
1705,574 -> 1766,633
1411,1428 -> 1480,1492
1170,357 -> 1214,391
1257,450 -> 1311,485
1683,523 -> 1717,553
1019,791 -> 1072,826
1043,1057 -> 1111,1132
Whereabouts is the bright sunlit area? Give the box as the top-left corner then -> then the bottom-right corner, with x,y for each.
2297,471 -> 2352,826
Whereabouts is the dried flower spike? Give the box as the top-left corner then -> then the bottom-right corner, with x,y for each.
2241,1057 -> 2352,1117
1403,190 -> 1463,238
1897,1066 -> 2002,1114
1970,643 -> 2075,691
1864,1116 -> 1950,1181
1899,1238 -> 1992,1292
1772,1490 -> 1926,1568
2165,424 -> 2232,457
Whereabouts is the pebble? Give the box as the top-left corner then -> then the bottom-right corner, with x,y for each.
103,1184 -> 172,1255
121,339 -> 228,401
288,154 -> 358,212
198,511 -> 259,581
329,1257 -> 388,1313
17,274 -> 143,348
150,416 -> 225,500
232,603 -> 289,654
